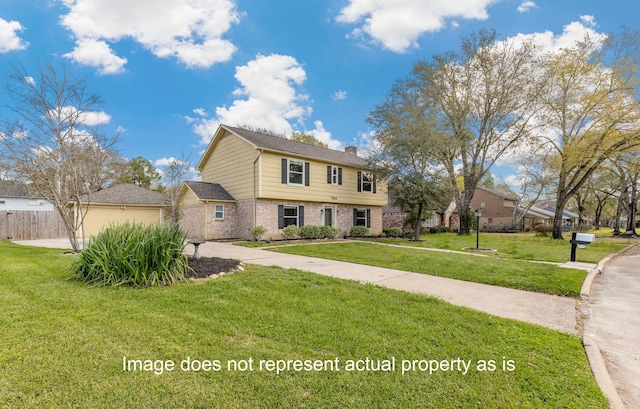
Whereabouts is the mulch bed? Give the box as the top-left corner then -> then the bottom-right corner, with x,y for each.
186,257 -> 241,279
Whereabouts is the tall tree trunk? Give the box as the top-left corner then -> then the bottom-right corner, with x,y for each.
414,202 -> 423,241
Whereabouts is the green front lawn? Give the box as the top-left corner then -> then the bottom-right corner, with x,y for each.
0,241 -> 605,408
368,232 -> 632,263
269,242 -> 588,296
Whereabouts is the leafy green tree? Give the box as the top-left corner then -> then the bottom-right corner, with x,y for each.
120,156 -> 161,188
374,29 -> 543,234
536,30 -> 640,238
369,82 -> 453,240
291,132 -> 327,148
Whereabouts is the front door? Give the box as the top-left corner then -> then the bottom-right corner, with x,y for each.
323,206 -> 335,227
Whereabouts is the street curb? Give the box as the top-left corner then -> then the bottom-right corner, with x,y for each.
578,243 -> 640,409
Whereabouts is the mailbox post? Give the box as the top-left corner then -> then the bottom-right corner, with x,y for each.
569,232 -> 595,262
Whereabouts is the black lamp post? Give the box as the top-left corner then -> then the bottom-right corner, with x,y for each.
475,208 -> 482,249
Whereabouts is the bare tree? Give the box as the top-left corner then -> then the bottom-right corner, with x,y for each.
0,62 -> 119,251
158,154 -> 192,226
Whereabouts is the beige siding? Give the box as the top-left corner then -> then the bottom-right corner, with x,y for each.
259,152 -> 387,206
77,205 -> 164,237
178,186 -> 200,206
200,131 -> 259,200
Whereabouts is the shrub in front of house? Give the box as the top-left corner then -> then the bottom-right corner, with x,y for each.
320,225 -> 339,239
300,224 -> 321,239
383,227 -> 403,238
282,225 -> 301,239
349,226 -> 370,237
73,222 -> 189,288
251,225 -> 267,241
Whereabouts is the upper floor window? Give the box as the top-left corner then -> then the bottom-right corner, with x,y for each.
281,158 -> 310,186
327,166 -> 342,185
357,171 -> 376,193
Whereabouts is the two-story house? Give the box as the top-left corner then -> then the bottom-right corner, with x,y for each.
469,186 -> 519,228
179,125 -> 386,240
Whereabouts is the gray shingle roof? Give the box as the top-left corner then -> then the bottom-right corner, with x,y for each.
0,181 -> 45,198
80,184 -> 167,205
184,181 -> 235,202
222,125 -> 369,167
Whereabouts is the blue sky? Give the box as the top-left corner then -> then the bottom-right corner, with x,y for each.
0,0 -> 638,179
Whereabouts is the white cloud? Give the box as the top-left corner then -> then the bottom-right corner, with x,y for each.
332,90 -> 348,101
64,38 -> 127,74
306,120 -> 343,150
336,0 -> 496,52
50,106 -> 111,126
517,1 -> 537,13
506,16 -> 606,54
60,0 -> 239,73
191,53 -> 312,145
189,54 -> 344,149
0,17 -> 28,53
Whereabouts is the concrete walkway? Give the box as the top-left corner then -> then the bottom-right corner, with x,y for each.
584,245 -> 640,409
193,241 -> 579,334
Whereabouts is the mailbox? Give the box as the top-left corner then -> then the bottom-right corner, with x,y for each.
570,232 -> 595,261
573,233 -> 595,244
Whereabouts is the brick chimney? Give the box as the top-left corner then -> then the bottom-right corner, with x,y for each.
345,146 -> 358,155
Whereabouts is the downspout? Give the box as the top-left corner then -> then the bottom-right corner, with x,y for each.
253,149 -> 263,231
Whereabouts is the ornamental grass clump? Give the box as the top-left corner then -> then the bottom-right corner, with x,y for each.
74,223 -> 189,288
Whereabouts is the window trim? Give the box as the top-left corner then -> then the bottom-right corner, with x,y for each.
358,171 -> 376,193
278,205 -> 305,228
353,208 -> 371,228
282,158 -> 310,186
214,204 -> 224,220
327,165 -> 342,185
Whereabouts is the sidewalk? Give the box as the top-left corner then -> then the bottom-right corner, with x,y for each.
585,245 -> 640,409
193,241 -> 579,334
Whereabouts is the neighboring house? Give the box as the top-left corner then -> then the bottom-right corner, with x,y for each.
0,180 -> 65,240
179,125 -> 387,240
469,186 -> 519,227
0,180 -> 53,211
72,183 -> 167,237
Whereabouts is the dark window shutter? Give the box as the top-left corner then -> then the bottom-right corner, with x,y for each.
278,205 -> 284,229
299,206 -> 305,226
353,208 -> 357,226
338,168 -> 342,185
305,162 -> 310,186
281,159 -> 287,184
373,174 -> 377,193
327,166 -> 332,183
366,209 -> 371,228
357,171 -> 362,192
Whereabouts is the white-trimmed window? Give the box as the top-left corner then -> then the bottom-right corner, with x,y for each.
278,205 -> 305,228
353,208 -> 371,227
214,205 -> 224,220
288,159 -> 304,185
327,166 -> 342,185
357,171 -> 376,193
281,158 -> 309,186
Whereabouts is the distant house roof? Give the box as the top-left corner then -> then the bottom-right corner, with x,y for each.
198,124 -> 369,170
79,184 -> 167,206
476,186 -> 519,202
183,181 -> 235,202
0,180 -> 46,199
382,205 -> 405,214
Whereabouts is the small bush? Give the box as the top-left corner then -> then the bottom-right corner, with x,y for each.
73,222 -> 189,288
282,224 -> 301,239
350,226 -> 370,237
383,227 -> 403,238
300,224 -> 321,239
533,224 -> 553,237
428,226 -> 452,233
320,225 -> 339,239
251,225 -> 267,241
